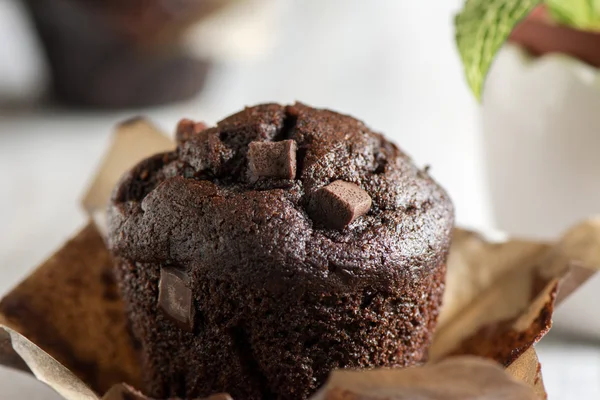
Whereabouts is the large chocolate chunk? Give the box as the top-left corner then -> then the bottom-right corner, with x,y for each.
248,140 -> 297,180
158,267 -> 195,332
309,180 -> 372,230
176,119 -> 208,144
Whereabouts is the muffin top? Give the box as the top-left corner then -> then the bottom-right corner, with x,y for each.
108,103 -> 454,294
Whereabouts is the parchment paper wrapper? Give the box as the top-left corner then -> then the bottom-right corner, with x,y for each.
1,119 -> 598,399
312,356 -> 538,400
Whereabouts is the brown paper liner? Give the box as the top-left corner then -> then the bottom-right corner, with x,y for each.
0,325 -> 99,400
102,384 -> 233,400
506,348 -> 546,400
313,357 -> 538,400
432,230 -> 551,362
0,118 -> 598,399
0,223 -> 141,395
82,117 -> 175,237
0,325 -> 29,373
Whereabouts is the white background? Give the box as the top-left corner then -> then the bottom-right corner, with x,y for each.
0,0 -> 598,398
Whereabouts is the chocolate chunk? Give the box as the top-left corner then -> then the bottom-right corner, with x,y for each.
176,119 -> 208,144
158,267 -> 195,332
248,140 -> 297,180
309,180 -> 372,230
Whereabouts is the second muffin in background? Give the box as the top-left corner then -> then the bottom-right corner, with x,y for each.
107,103 -> 454,400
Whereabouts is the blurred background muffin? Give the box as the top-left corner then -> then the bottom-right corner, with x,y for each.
13,0 -> 276,108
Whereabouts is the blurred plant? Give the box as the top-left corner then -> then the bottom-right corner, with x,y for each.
455,0 -> 600,100
546,0 -> 600,31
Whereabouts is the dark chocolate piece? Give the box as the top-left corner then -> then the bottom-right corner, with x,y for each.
176,119 -> 208,144
158,267 -> 194,332
309,180 -> 372,230
248,140 -> 297,180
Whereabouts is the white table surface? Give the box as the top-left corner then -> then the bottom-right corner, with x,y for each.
0,0 -> 598,398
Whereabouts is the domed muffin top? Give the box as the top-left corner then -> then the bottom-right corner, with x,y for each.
108,103 -> 454,294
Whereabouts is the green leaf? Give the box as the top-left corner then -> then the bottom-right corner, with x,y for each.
546,0 -> 600,31
455,0 -> 542,100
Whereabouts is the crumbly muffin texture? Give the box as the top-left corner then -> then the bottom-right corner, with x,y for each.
108,103 -> 454,400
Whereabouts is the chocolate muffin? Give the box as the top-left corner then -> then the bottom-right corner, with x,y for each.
107,103 -> 454,400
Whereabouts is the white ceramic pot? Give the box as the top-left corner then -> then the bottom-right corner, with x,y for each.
483,44 -> 600,341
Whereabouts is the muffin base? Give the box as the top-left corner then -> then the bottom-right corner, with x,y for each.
114,258 -> 446,400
